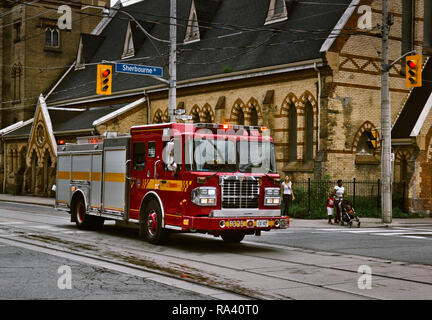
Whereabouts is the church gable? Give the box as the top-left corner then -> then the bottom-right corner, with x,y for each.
26,95 -> 57,167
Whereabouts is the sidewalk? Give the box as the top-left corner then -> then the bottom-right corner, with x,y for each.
290,217 -> 432,229
0,194 -> 431,228
0,193 -> 55,207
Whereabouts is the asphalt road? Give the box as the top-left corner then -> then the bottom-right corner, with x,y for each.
1,201 -> 432,300
246,226 -> 432,266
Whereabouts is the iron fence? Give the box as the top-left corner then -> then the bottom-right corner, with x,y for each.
286,179 -> 407,218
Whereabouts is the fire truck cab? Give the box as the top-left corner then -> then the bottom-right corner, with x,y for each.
56,123 -> 289,244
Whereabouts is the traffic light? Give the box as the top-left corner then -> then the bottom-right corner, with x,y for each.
96,64 -> 112,95
366,129 -> 378,149
405,55 -> 422,88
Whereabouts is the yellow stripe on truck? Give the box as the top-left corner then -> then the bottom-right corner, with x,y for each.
57,171 -> 70,180
71,172 -> 90,180
104,172 -> 125,183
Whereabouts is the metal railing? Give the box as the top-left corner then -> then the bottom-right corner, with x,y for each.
286,179 -> 407,218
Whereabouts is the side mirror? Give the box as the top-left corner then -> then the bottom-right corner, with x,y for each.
163,140 -> 177,172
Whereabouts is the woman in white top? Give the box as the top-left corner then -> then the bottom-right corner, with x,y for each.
281,176 -> 295,216
334,179 -> 344,223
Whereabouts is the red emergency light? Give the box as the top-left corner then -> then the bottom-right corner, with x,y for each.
222,123 -> 229,129
58,139 -> 65,145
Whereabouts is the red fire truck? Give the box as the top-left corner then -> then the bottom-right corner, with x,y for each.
56,123 -> 289,244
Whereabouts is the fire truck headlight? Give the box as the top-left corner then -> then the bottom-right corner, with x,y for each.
192,187 -> 217,206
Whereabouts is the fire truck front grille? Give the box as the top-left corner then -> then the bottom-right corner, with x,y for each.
221,178 -> 259,209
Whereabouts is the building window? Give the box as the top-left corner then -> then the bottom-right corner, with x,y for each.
356,131 -> 375,155
11,64 -> 22,103
122,21 -> 135,59
191,108 -> 201,123
250,106 -> 258,126
203,109 -> 212,123
45,27 -> 60,48
304,102 -> 314,161
184,0 -> 200,43
288,103 -> 297,161
14,20 -> 21,42
265,0 -> 288,25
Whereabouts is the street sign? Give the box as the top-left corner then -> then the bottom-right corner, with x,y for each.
175,115 -> 192,120
175,109 -> 186,115
115,63 -> 163,77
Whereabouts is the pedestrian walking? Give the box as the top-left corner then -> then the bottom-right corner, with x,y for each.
326,191 -> 335,224
334,179 -> 344,223
281,176 -> 295,216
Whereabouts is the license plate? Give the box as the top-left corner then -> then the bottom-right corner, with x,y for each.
256,220 -> 269,228
228,220 -> 245,228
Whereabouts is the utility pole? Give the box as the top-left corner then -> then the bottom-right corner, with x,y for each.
168,0 -> 177,122
381,0 -> 392,223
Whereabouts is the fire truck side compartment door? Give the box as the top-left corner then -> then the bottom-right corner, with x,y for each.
102,146 -> 127,215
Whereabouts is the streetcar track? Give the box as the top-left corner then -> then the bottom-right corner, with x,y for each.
0,233 -> 252,300
1,216 -> 432,300
0,223 -> 378,300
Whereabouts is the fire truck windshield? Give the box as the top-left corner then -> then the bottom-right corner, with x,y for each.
185,138 -> 276,174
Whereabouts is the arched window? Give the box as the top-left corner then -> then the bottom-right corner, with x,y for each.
356,131 -> 375,155
400,155 -> 408,182
11,63 -> 22,102
304,102 -> 314,161
45,27 -> 59,48
250,106 -> 258,126
202,109 -> 212,123
153,110 -> 163,124
191,107 -> 201,123
237,108 -> 245,125
288,103 -> 297,161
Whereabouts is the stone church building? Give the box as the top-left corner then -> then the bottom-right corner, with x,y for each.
1,0 -> 432,214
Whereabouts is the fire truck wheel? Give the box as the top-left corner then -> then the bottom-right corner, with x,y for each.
141,199 -> 169,245
74,198 -> 104,230
74,198 -> 91,230
221,232 -> 246,243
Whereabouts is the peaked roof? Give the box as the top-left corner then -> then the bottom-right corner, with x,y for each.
80,34 -> 105,64
3,103 -> 127,138
46,0 -> 352,104
392,58 -> 432,139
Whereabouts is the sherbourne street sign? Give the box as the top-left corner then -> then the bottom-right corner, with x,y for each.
115,63 -> 163,77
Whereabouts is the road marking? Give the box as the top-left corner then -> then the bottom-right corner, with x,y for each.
0,221 -> 25,225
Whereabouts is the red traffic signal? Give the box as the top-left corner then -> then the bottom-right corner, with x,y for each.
405,55 -> 422,88
96,64 -> 112,95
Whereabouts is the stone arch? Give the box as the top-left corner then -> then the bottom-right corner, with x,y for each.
201,104 -> 214,123
229,98 -> 246,125
351,121 -> 380,153
245,97 -> 263,126
190,104 -> 201,123
153,109 -> 163,124
163,109 -> 169,122
280,93 -> 300,116
299,90 -> 318,113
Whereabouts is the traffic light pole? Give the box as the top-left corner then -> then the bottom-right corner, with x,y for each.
381,0 -> 392,223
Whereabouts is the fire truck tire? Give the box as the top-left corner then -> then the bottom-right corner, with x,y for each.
140,199 -> 169,245
74,198 -> 91,230
73,198 -> 104,230
221,232 -> 246,243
